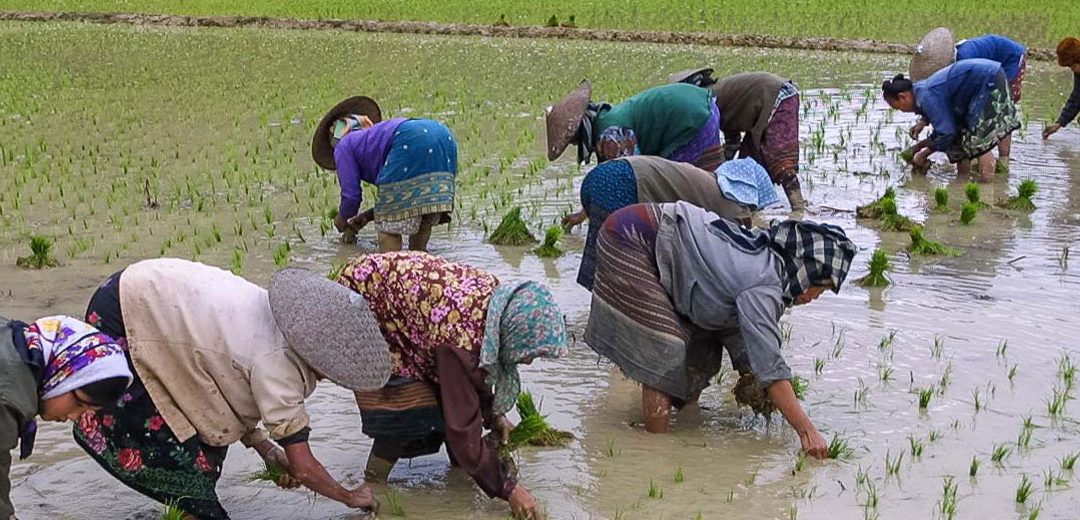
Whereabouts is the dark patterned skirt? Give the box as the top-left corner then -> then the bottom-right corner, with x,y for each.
79,270 -> 230,520
355,376 -> 446,461
584,203 -> 725,401
669,102 -> 724,172
946,71 -> 1022,163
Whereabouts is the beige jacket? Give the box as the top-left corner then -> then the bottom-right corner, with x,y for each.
120,259 -> 317,447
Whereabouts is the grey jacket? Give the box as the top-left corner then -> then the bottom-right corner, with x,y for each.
1,318 -> 38,519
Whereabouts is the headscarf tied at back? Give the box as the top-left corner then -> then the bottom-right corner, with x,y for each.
479,282 -> 569,417
12,316 -> 132,459
710,218 -> 857,306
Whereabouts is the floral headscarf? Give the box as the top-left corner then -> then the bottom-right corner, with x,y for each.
479,282 -> 568,416
15,316 -> 131,458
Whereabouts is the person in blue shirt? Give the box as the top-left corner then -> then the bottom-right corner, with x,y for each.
883,59 -> 1021,183
909,31 -> 1027,170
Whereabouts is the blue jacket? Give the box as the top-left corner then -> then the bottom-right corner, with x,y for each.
914,59 -> 1005,152
955,34 -> 1026,82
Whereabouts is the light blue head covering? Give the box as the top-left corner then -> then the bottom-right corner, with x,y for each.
714,158 -> 781,210
479,281 -> 568,416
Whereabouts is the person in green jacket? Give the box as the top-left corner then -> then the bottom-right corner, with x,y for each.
1,315 -> 132,519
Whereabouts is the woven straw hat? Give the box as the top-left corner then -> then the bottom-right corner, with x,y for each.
666,67 -> 714,85
545,80 -> 592,161
268,268 -> 391,392
909,28 -> 956,81
311,96 -> 382,170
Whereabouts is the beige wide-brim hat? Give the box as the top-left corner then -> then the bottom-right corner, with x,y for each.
909,27 -> 956,81
311,96 -> 383,170
545,80 -> 592,161
268,268 -> 392,392
667,67 -> 714,85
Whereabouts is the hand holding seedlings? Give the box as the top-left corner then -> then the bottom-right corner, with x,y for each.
492,414 -> 515,445
508,485 -> 543,519
561,209 -> 587,232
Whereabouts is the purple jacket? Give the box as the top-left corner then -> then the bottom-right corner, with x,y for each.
334,118 -> 408,218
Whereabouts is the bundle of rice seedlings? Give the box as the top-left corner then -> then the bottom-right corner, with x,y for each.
856,187 -> 896,219
488,207 -> 536,246
506,391 -> 574,450
999,179 -> 1037,211
247,462 -> 287,484
908,226 -> 961,256
791,375 -> 809,400
960,202 -> 979,225
533,225 -> 564,258
859,249 -> 891,287
879,198 -> 916,232
16,235 -> 60,269
965,183 -> 989,209
161,501 -> 186,520
933,188 -> 949,212
899,148 -> 915,164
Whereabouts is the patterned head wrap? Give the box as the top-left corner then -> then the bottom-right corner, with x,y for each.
14,315 -> 131,458
330,115 -> 373,147
479,282 -> 568,416
767,220 -> 858,305
574,102 -> 610,165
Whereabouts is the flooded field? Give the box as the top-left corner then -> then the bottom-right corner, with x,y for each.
2,22 -> 1080,519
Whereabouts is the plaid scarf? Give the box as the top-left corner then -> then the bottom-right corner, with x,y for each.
574,102 -> 609,165
710,217 -> 857,305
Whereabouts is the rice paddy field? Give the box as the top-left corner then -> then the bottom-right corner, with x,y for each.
2,19 -> 1080,520
2,0 -> 1079,48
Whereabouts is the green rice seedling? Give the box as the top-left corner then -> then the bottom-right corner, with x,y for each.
853,379 -> 870,408
908,226 -> 961,256
16,235 -> 60,269
997,340 -> 1009,358
855,465 -> 869,486
789,504 -> 798,520
647,479 -> 663,499
1027,502 -> 1042,520
878,363 -> 894,383
899,148 -> 915,164
827,433 -> 854,460
780,321 -> 794,346
1015,474 -> 1033,503
861,478 -> 879,513
938,477 -> 958,519
879,197 -> 917,232
1017,427 -> 1033,450
858,249 -> 891,287
384,488 -> 406,516
814,357 -> 826,375
938,362 -> 954,392
230,249 -> 243,275
793,452 -> 805,474
965,183 -> 989,208
488,207 -> 536,246
1000,179 -> 1037,211
1042,468 -> 1067,489
832,329 -> 846,358
885,450 -> 903,476
248,461 -> 287,483
969,456 -> 981,477
877,330 -> 897,352
507,391 -> 573,449
918,387 -> 934,410
605,438 -> 619,457
272,241 -> 290,268
934,187 -> 949,212
326,262 -> 346,281
161,501 -> 186,520
1046,389 -> 1070,418
856,187 -> 896,219
931,336 -> 945,359
908,435 -> 924,458
533,224 -> 564,258
928,430 -> 943,442
726,488 -> 735,503
673,467 -> 684,483
1060,451 -> 1079,471
960,202 -> 978,225
1059,354 -> 1076,390
991,443 -> 1012,463
972,388 -> 984,412
791,375 -> 809,400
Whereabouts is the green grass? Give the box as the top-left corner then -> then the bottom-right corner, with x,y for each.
4,0 -> 1073,47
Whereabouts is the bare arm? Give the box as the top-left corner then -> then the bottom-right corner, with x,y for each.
283,441 -> 375,510
767,380 -> 827,459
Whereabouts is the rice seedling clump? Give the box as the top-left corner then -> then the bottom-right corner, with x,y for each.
858,249 -> 891,287
908,226 -> 961,256
533,224 -> 564,257
506,391 -> 574,450
488,207 -> 536,246
999,179 -> 1037,211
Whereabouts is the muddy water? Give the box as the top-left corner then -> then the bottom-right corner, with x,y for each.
2,23 -> 1080,519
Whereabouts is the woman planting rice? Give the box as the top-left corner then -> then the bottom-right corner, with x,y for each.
909,28 -> 1027,168
76,258 -> 392,519
564,155 -> 775,290
312,96 -> 457,251
547,81 -> 724,226
1042,37 -> 1080,141
584,201 -> 856,460
1,315 -> 132,519
671,69 -> 806,210
883,59 -> 1021,183
335,251 -> 567,520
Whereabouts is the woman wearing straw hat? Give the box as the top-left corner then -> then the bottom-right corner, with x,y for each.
883,58 -> 1021,183
568,155 -> 777,291
1042,37 -> 1080,141
548,81 -> 724,227
75,258 -> 392,519
584,201 -> 856,451
670,69 -> 806,210
2,315 -> 132,520
334,251 -> 567,520
312,96 -> 457,252
909,28 -> 1026,171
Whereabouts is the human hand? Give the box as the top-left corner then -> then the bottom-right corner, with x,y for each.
560,210 -> 588,232
333,213 -> 351,232
508,485 -> 542,519
799,427 -> 829,460
261,445 -> 302,489
343,485 -> 378,511
347,212 -> 372,230
909,120 -> 927,139
492,415 -> 515,446
1043,123 -> 1061,140
911,148 -> 930,168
